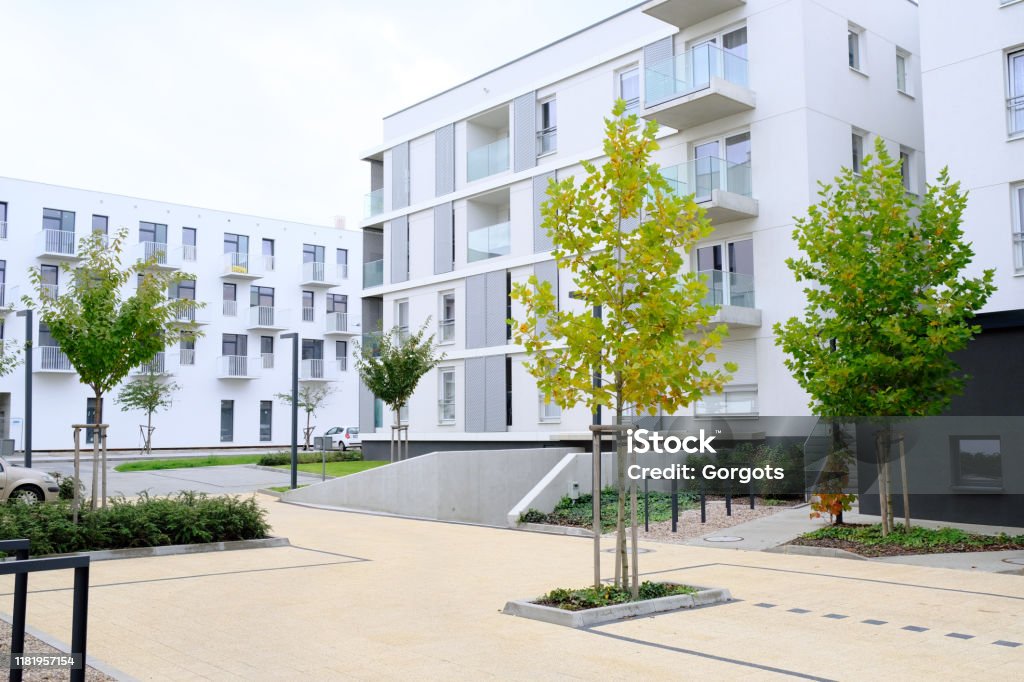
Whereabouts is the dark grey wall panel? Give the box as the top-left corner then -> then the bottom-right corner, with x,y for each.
359,380 -> 375,434
370,160 -> 384,191
533,171 -> 556,253
433,203 -> 454,275
464,357 -> 486,432
391,142 -> 409,210
484,269 -> 507,347
513,91 -> 537,173
390,216 -> 408,284
434,125 -> 455,196
484,355 -> 507,432
465,273 -> 487,349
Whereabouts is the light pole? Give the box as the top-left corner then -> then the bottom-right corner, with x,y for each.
15,310 -> 32,468
281,332 -> 299,489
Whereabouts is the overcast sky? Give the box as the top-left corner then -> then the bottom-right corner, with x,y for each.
0,0 -> 634,228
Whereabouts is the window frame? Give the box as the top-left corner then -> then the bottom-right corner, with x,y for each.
537,97 -> 558,156
617,65 -> 640,112
439,291 -> 455,344
1008,48 -> 1024,137
851,131 -> 865,174
695,384 -> 759,418
848,24 -> 865,73
949,435 -> 1003,490
1012,183 -> 1024,273
438,367 -> 456,424
895,47 -> 911,95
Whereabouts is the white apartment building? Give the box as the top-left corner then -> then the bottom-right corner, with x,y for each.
357,0 -> 924,458
0,177 -> 361,452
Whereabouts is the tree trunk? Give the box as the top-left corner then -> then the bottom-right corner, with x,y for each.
146,410 -> 153,455
898,434 -> 911,530
304,411 -> 312,450
875,430 -> 889,537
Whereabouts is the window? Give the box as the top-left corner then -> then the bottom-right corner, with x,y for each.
303,243 -> 325,264
91,215 -> 108,234
851,132 -> 865,174
180,337 -> 195,366
42,208 -> 75,232
250,285 -> 274,309
225,233 -> 250,272
182,227 -> 197,262
618,67 -> 640,112
696,238 -> 755,308
439,292 -> 455,343
261,335 -> 274,369
262,238 -> 275,271
222,283 -> 237,316
174,278 -> 196,302
0,202 -> 7,239
327,293 -> 347,314
374,398 -> 384,429
139,221 -> 167,245
396,299 -> 409,341
1012,184 -> 1024,272
506,272 -> 512,341
1009,49 -> 1024,135
439,368 -> 456,423
951,437 -> 1002,488
900,148 -> 913,192
302,290 -> 314,322
398,404 -> 409,425
848,25 -> 863,71
85,398 -> 102,444
336,248 -> 349,278
537,98 -> 557,155
335,340 -> 348,371
692,131 -> 752,199
40,264 -> 59,299
0,260 -> 5,307
259,401 -> 273,442
222,333 -> 247,357
220,400 -> 234,442
696,387 -> 758,416
896,49 -> 910,94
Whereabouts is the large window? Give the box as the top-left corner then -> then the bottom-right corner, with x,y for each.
848,24 -> 863,71
0,260 -> 5,307
261,335 -> 274,368
182,227 -> 197,261
696,387 -> 758,416
250,285 -> 275,308
696,238 -> 754,308
692,131 -> 752,199
262,238 -> 275,271
40,264 -> 59,299
951,437 -> 1002,489
223,282 -> 237,316
303,243 -> 325,264
439,292 -> 455,343
179,337 -> 195,366
336,248 -> 349,278
895,48 -> 910,94
302,290 -> 314,322
327,293 -> 347,314
439,368 -> 456,423
91,215 -> 108,235
335,340 -> 348,371
222,333 -> 247,357
259,401 -> 273,442
537,98 -> 557,155
42,208 -> 75,232
619,67 -> 640,112
220,400 -> 234,442
1009,49 -> 1024,135
139,221 -> 167,245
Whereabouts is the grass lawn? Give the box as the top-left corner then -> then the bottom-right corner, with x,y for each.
273,461 -> 388,478
267,484 -> 309,493
790,523 -> 1024,557
115,454 -> 269,472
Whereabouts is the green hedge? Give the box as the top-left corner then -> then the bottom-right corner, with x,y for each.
257,451 -> 362,466
0,492 -> 270,556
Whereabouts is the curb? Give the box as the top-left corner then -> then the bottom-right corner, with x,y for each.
43,536 -> 290,562
766,544 -> 866,560
514,522 -> 594,537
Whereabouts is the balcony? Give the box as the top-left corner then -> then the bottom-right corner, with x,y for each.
643,43 -> 754,131
299,358 -> 340,382
700,270 -> 761,328
302,307 -> 315,323
136,242 -> 179,269
300,262 -> 342,287
133,352 -> 167,375
222,300 -> 239,318
364,188 -> 384,218
662,157 -> 757,223
640,0 -> 746,29
220,252 -> 262,279
40,284 -> 60,301
37,230 -> 78,259
363,259 -> 383,288
33,346 -> 75,373
325,312 -> 361,336
178,348 -> 196,367
248,306 -> 289,330
468,221 -> 511,263
218,355 -> 260,379
467,137 -> 509,182
172,300 -> 209,325
181,244 -> 198,264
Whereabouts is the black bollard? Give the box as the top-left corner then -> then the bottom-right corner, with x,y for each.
644,476 -> 649,532
671,477 -> 678,533
700,484 -> 706,524
726,491 -> 732,517
749,478 -> 755,510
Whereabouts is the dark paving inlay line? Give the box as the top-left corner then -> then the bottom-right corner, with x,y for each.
946,633 -> 974,640
993,640 -> 1022,648
754,602 -> 776,608
862,619 -> 887,626
788,608 -> 811,614
823,613 -> 848,620
902,626 -> 929,633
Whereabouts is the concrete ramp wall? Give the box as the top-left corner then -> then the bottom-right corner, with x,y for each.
282,447 -> 581,527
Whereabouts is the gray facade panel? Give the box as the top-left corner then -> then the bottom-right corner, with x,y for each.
390,216 -> 409,284
358,380 -> 375,434
643,37 -> 673,106
370,159 -> 384,191
484,269 -> 507,347
465,273 -> 487,349
513,91 -> 537,173
391,141 -> 409,209
434,125 -> 455,196
433,202 -> 454,275
484,354 -> 507,432
533,171 -> 556,253
464,356 -> 486,432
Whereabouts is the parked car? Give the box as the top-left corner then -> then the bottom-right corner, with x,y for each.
0,457 -> 61,503
324,426 -> 361,450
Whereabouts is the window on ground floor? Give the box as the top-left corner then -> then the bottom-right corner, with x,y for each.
695,386 -> 758,417
951,436 -> 1002,489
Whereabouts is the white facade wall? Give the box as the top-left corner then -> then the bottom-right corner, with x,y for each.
0,177 -> 361,451
359,0 -> 924,448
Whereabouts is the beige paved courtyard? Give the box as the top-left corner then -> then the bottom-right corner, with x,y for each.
2,495 -> 1022,680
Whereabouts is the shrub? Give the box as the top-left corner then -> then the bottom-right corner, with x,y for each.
536,582 -> 696,611
518,509 -> 547,524
257,451 -> 362,467
0,492 -> 270,556
49,472 -> 86,502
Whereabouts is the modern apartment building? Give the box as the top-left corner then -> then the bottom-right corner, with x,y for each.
357,0 -> 924,458
0,177 -> 361,451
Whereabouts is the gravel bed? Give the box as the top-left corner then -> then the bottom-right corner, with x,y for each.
614,499 -> 801,543
0,619 -> 114,681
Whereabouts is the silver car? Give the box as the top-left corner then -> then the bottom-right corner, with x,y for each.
0,457 -> 61,503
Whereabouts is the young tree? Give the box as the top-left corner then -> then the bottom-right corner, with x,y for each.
774,137 -> 995,535
511,101 -> 735,596
0,340 -> 20,377
23,228 -> 203,507
115,369 -> 182,454
276,383 -> 336,451
355,320 -> 445,462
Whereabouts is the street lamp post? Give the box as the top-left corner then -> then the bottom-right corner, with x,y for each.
281,332 -> 299,489
15,310 -> 32,468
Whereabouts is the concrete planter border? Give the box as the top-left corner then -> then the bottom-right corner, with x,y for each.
45,536 -> 290,562
516,522 -> 593,537
502,585 -> 732,628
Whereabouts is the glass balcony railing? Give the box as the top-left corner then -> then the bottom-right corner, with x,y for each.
363,259 -> 383,288
467,137 -> 509,182
364,188 -> 384,218
699,269 -> 756,309
644,43 -> 749,107
361,331 -> 383,358
467,221 -> 511,262
661,157 -> 752,201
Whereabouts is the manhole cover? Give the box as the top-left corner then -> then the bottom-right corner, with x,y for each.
601,547 -> 654,554
704,536 -> 743,543
1002,557 -> 1024,566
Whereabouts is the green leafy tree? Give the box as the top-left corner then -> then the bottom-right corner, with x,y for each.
0,339 -> 20,377
23,228 -> 203,507
511,101 -> 735,596
774,137 -> 995,534
276,383 -> 336,451
355,320 -> 445,461
115,370 -> 181,454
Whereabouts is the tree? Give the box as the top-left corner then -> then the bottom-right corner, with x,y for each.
0,339 -> 20,377
276,383 -> 336,451
774,137 -> 995,534
355,319 -> 445,461
115,369 -> 181,454
510,101 -> 735,597
23,228 -> 203,507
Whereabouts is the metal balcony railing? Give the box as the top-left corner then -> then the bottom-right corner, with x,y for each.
249,305 -> 284,328
223,252 -> 256,276
300,358 -> 332,381
0,220 -> 7,239
39,229 -> 76,256
135,352 -> 166,374
644,42 -> 749,107
36,346 -> 74,372
181,244 -> 197,262
262,352 -> 274,369
326,312 -> 359,333
138,241 -> 170,266
179,348 -> 196,366
302,307 -> 315,322
223,300 -> 238,317
219,355 -> 257,378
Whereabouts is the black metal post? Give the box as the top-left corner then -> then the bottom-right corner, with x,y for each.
643,476 -> 649,532
10,543 -> 29,682
700,486 -> 707,524
70,564 -> 89,682
282,333 -> 299,489
16,310 -> 32,468
671,477 -> 678,533
726,490 -> 732,516
749,478 -> 755,509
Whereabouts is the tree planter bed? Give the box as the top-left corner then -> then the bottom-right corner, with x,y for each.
502,585 -> 731,628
